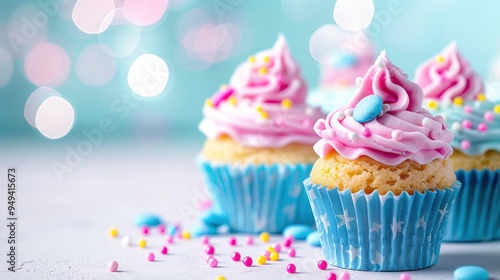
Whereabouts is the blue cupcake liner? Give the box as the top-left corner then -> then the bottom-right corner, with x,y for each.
198,158 -> 315,233
443,169 -> 500,242
304,178 -> 461,271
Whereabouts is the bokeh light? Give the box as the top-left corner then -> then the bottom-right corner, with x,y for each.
0,48 -> 13,87
281,0 -> 323,22
309,24 -> 352,65
24,87 -> 60,127
75,44 -> 116,86
128,54 -> 169,98
7,3 -> 49,57
170,0 -> 191,10
35,96 -> 75,139
333,0 -> 375,31
98,14 -> 141,57
122,0 -> 169,27
72,0 -> 115,34
24,42 -> 71,87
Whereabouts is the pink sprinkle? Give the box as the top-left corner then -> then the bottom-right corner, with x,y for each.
462,120 -> 472,129
231,252 -> 241,261
158,225 -> 166,234
200,235 -> 210,245
141,226 -> 149,235
464,105 -> 473,113
318,260 -> 328,270
273,243 -> 281,253
286,263 -> 296,274
262,250 -> 271,260
283,237 -> 293,248
205,255 -> 213,262
478,123 -> 488,132
229,236 -> 237,246
400,272 -> 411,280
242,256 -> 253,267
485,111 -> 495,122
339,272 -> 350,280
166,235 -> 174,244
287,248 -> 296,258
326,272 -> 337,280
146,252 -> 155,262
204,245 -> 215,255
207,257 -> 218,268
108,260 -> 118,272
160,246 -> 168,255
461,140 -> 471,150
314,120 -> 326,132
212,87 -> 234,107
245,236 -> 254,245
362,127 -> 371,137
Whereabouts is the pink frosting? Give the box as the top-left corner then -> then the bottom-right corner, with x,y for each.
414,42 -> 484,103
200,35 -> 324,148
314,51 -> 454,165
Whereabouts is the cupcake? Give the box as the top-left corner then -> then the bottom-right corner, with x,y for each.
304,51 -> 461,271
308,34 -> 375,113
415,43 -> 499,241
198,35 -> 324,233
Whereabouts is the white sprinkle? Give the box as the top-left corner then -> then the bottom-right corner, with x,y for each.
422,117 -> 432,127
378,111 -> 384,117
344,108 -> 354,116
382,104 -> 390,112
122,235 -> 132,246
348,132 -> 359,141
391,130 -> 404,141
335,111 -> 346,120
305,107 -> 315,115
355,77 -> 363,87
451,122 -> 461,132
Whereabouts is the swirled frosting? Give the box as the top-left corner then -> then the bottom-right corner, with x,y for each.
199,35 -> 324,148
415,42 -> 484,104
440,99 -> 500,155
313,51 -> 454,165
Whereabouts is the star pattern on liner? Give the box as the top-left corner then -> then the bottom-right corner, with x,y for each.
371,250 -> 384,265
345,246 -> 360,260
391,218 -> 404,240
336,210 -> 355,230
438,208 -> 450,223
427,234 -> 432,243
307,188 -> 316,200
370,222 -> 382,233
417,216 -> 427,229
283,204 -> 296,220
321,214 -> 331,234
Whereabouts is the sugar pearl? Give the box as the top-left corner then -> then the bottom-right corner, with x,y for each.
146,252 -> 155,262
422,117 -> 432,127
339,272 -> 350,280
348,132 -> 359,141
259,232 -> 270,243
478,123 -> 488,132
484,111 -> 495,122
391,130 -> 404,141
318,260 -> 328,270
158,225 -> 166,234
257,255 -> 266,265
288,248 -> 296,258
242,256 -> 253,267
335,111 -> 346,120
273,243 -> 281,253
461,140 -> 471,150
451,122 -> 462,132
108,260 -> 118,272
270,252 -> 279,261
204,245 -> 215,255
160,246 -> 168,255
286,263 -> 297,274
344,109 -> 354,116
464,105 -> 473,113
207,257 -> 218,268
231,251 -> 241,261
200,235 -> 210,245
263,250 -> 271,260
327,272 -> 337,280
228,236 -> 237,246
462,120 -> 472,129
108,227 -> 119,238
245,236 -> 254,245
138,238 -> 147,248
400,272 -> 411,280
283,237 -> 293,247
141,226 -> 149,235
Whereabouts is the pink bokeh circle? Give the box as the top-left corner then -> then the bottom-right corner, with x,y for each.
122,0 -> 169,27
24,42 -> 71,87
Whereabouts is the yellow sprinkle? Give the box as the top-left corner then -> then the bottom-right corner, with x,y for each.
258,67 -> 268,75
108,227 -> 118,238
270,252 -> 279,261
181,231 -> 191,240
436,55 -> 445,63
259,111 -> 269,119
256,105 -> 264,113
494,104 -> 500,114
215,276 -> 226,280
259,232 -> 270,243
267,246 -> 275,253
428,100 -> 439,109
138,238 -> 147,248
453,97 -> 464,106
205,99 -> 214,108
257,255 -> 267,265
228,96 -> 237,105
281,98 -> 292,109
477,93 -> 486,102
248,56 -> 256,63
263,56 -> 270,63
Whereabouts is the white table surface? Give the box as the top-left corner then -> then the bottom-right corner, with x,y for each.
1,141 -> 499,280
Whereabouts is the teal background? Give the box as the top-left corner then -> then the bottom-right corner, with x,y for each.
1,0 -> 500,144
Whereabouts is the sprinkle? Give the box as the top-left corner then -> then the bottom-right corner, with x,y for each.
242,256 -> 253,267
464,105 -> 473,113
257,255 -> 267,265
122,235 -> 131,246
281,98 -> 292,109
461,140 -> 471,150
108,227 -> 118,238
314,120 -> 326,132
288,248 -> 296,258
138,238 -> 147,248
215,276 -> 226,280
362,127 -> 371,137
494,105 -> 500,114
451,122 -> 462,132
259,232 -> 270,243
204,245 -> 215,255
339,272 -> 350,280
326,272 -> 337,280
228,236 -> 237,246
166,235 -> 174,244
270,252 -> 279,261
141,226 -> 149,235
318,260 -> 328,270
160,246 -> 168,255
228,96 -> 236,105
263,56 -> 270,63
231,252 -> 241,261
427,100 -> 439,109
262,250 -> 271,260
355,77 -> 362,87
391,130 -> 404,141
436,55 -> 445,63
258,67 -> 268,75
205,99 -> 214,108
158,225 -> 166,234
259,111 -> 269,119
422,118 -> 432,127
453,97 -> 464,106
108,260 -> 118,272
283,237 -> 293,247
477,93 -> 486,101
181,231 -> 191,239
147,252 -> 155,262
248,56 -> 256,63
348,132 -> 359,141
273,243 -> 282,253
344,108 -> 354,116
286,263 -> 297,274
267,246 -> 275,253
207,256 -> 218,268
484,111 -> 494,122
462,120 -> 472,129
383,104 -> 390,112
201,235 -> 210,245
478,123 -> 488,132
400,272 -> 411,280
245,236 -> 254,245
256,105 -> 264,112
335,111 -> 346,120
305,107 -> 315,115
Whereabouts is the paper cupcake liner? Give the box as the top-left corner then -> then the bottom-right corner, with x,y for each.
198,159 -> 315,233
304,178 -> 461,271
443,169 -> 500,242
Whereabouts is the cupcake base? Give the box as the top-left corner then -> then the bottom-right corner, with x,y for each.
304,178 -> 461,271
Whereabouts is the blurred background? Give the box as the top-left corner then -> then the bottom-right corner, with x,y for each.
1,0 -> 500,145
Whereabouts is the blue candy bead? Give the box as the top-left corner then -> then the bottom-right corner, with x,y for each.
200,210 -> 227,227
454,265 -> 489,280
353,95 -> 383,123
283,224 -> 313,240
134,214 -> 162,227
306,231 -> 321,247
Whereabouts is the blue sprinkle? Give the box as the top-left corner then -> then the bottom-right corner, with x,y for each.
353,95 -> 383,123
200,210 -> 227,227
283,224 -> 313,240
454,265 -> 489,280
306,231 -> 321,247
134,214 -> 162,227
192,224 -> 219,237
